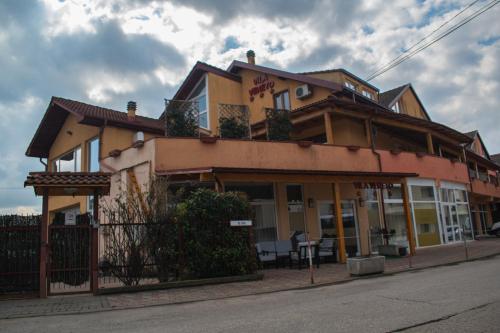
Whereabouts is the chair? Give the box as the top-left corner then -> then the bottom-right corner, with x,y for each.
318,238 -> 337,263
255,241 -> 277,267
274,240 -> 293,267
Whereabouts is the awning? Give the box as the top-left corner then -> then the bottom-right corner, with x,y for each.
24,172 -> 111,196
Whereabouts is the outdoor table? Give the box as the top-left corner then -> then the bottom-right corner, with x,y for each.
296,241 -> 320,270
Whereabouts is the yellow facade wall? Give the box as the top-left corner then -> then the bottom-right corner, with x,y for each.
330,116 -> 370,147
238,69 -> 332,124
207,72 -> 244,135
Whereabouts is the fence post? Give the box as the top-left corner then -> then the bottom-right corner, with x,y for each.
39,189 -> 49,298
91,192 -> 99,294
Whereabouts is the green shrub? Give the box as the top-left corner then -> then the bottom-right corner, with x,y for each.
266,109 -> 292,141
219,116 -> 249,139
177,189 -> 257,279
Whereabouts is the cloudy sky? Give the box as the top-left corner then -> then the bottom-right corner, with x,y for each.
0,0 -> 499,213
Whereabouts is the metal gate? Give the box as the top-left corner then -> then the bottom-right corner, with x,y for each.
48,224 -> 91,295
0,215 -> 40,296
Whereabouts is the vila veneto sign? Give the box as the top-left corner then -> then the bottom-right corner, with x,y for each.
353,182 -> 394,190
248,74 -> 275,100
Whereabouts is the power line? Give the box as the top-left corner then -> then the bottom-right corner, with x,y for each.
367,0 -> 500,81
366,0 -> 481,80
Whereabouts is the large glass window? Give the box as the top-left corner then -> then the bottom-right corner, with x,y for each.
88,138 -> 99,172
189,76 -> 208,129
52,147 -> 81,172
318,202 -> 336,237
225,183 -> 277,242
439,186 -> 473,242
274,91 -> 290,111
410,184 -> 441,247
382,185 -> 407,247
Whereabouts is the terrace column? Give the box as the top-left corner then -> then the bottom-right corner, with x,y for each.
333,183 -> 346,263
364,119 -> 372,147
426,133 -> 435,155
401,182 -> 416,255
39,189 -> 49,298
324,112 -> 334,144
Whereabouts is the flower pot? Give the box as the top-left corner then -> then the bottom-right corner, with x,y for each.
347,256 -> 385,276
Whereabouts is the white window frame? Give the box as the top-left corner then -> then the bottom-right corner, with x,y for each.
344,81 -> 356,90
438,182 -> 474,243
187,74 -> 209,130
391,101 -> 401,113
52,146 -> 81,172
362,90 -> 374,100
406,179 -> 442,248
87,137 -> 100,172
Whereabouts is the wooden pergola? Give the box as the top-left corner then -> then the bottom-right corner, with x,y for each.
24,172 -> 111,298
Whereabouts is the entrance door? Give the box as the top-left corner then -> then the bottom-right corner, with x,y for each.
342,200 -> 360,257
286,184 -> 306,236
441,204 -> 462,243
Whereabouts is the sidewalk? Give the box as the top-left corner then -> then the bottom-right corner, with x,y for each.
1,238 -> 499,320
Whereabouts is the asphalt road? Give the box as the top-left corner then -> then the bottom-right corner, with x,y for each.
1,256 -> 500,333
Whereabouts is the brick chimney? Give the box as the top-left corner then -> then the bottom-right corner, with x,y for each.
127,101 -> 136,120
246,50 -> 255,65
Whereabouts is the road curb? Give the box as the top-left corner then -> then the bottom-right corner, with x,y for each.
1,252 -> 499,320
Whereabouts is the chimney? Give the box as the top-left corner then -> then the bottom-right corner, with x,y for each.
246,50 -> 255,65
127,101 -> 136,120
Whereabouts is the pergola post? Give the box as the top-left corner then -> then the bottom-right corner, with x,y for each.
426,133 -> 435,155
324,112 -> 334,144
39,189 -> 49,298
333,183 -> 346,263
401,182 -> 416,255
91,190 -> 99,294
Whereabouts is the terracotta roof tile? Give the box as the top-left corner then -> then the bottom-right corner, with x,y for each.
25,172 -> 111,187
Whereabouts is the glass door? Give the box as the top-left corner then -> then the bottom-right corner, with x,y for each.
286,184 -> 306,237
341,200 -> 360,257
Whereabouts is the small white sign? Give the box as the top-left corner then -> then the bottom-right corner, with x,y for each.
230,220 -> 252,227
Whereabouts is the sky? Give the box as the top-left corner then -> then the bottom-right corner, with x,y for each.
0,0 -> 499,214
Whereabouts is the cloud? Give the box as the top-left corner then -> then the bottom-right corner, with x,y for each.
0,0 -> 499,212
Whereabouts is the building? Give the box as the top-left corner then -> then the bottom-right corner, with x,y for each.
26,51 -> 500,262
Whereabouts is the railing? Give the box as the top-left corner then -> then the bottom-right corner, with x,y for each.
264,108 -> 292,141
218,104 -> 251,139
0,215 -> 41,295
164,99 -> 200,138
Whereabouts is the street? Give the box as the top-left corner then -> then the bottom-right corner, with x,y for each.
1,256 -> 500,333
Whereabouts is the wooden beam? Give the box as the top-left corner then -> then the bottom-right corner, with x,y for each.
333,183 -> 346,263
39,189 -> 49,298
365,119 -> 372,146
324,112 -> 334,144
426,132 -> 435,155
401,182 -> 416,255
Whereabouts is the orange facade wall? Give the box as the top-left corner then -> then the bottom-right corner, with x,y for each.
154,138 -> 380,174
207,72 -> 244,134
378,150 -> 469,184
470,178 -> 500,199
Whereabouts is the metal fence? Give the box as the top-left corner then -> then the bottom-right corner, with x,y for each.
0,215 -> 41,295
164,99 -> 200,137
218,103 -> 251,139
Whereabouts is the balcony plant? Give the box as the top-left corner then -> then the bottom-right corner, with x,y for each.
219,116 -> 249,139
265,108 -> 292,141
164,99 -> 198,137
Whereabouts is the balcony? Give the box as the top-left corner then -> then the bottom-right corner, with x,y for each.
470,177 -> 500,198
377,150 -> 469,184
154,138 -> 380,174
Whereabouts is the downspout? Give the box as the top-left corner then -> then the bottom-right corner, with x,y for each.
368,115 -> 389,244
39,158 -> 48,171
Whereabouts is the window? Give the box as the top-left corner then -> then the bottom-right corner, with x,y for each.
362,90 -> 374,100
88,138 -> 99,172
189,76 -> 209,129
318,202 -> 336,237
344,81 -> 356,90
409,184 -> 441,247
52,147 -> 81,172
273,90 -> 290,111
391,101 -> 401,113
225,183 -> 277,242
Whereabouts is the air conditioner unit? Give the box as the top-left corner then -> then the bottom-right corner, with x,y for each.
295,84 -> 312,99
132,131 -> 144,148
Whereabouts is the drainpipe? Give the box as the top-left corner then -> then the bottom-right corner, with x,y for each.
39,158 -> 47,171
368,116 -> 389,244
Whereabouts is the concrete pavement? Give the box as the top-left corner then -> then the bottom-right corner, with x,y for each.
1,253 -> 500,332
